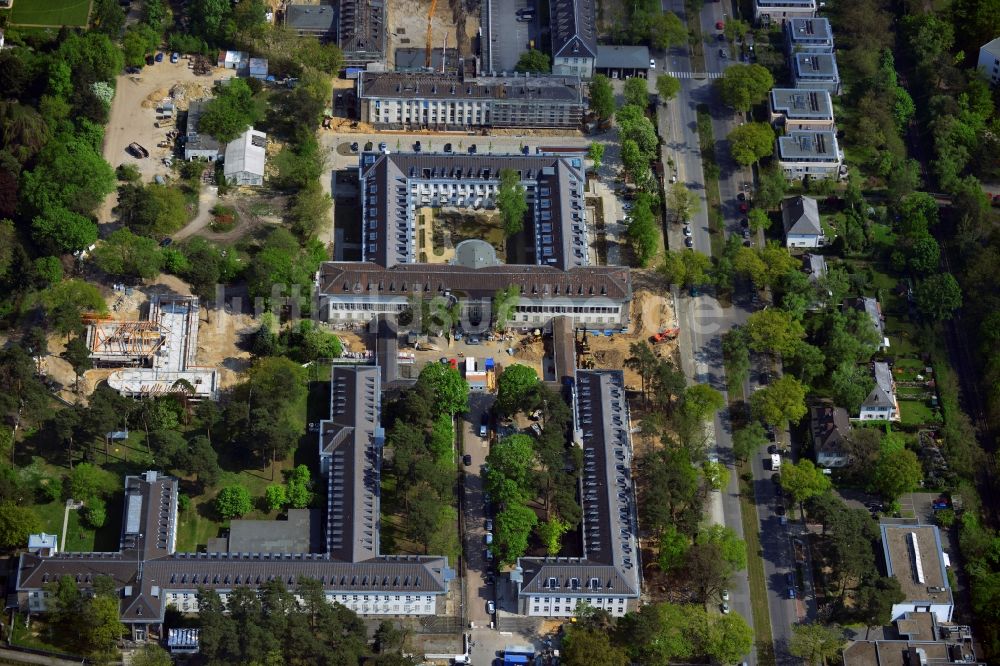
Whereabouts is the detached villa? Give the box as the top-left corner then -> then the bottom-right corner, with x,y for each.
781,195 -> 824,248
858,361 -> 900,421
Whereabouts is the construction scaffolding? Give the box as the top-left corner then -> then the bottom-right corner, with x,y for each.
87,295 -> 219,400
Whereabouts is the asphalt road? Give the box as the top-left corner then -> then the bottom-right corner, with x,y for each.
462,393 -> 497,631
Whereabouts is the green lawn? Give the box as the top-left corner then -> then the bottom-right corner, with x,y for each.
898,399 -> 938,426
8,613 -> 65,654
5,0 -> 91,26
737,464 -> 776,666
63,509 -> 96,552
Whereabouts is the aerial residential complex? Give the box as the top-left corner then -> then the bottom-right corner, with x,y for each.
356,72 -> 586,130
514,369 -> 642,617
15,367 -> 455,638
317,151 -> 633,331
776,130 -> 844,180
785,17 -> 835,54
791,52 -> 842,94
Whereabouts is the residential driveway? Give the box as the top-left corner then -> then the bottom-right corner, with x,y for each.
172,185 -> 219,241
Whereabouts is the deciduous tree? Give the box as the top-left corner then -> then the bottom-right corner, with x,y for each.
656,74 -> 681,101
623,78 -> 649,108
780,459 -> 832,506
751,375 -> 808,426
717,64 -> 774,112
789,623 -> 846,666
497,168 -> 528,235
515,49 -> 551,73
589,75 -> 615,120
729,122 -> 775,165
496,364 -> 539,415
215,485 -> 252,519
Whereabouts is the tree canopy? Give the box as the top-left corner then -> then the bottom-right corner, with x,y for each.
497,168 -> 529,236
717,64 -> 774,112
729,122 -> 776,165
515,49 -> 551,73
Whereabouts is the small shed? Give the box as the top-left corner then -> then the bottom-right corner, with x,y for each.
248,57 -> 269,79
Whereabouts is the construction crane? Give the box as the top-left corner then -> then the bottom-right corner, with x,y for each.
425,0 -> 437,67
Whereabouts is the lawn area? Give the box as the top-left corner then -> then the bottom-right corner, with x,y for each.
5,0 -> 90,26
8,613 -> 66,654
737,463 -> 776,666
695,106 -> 725,258
898,399 -> 938,426
63,508 -> 96,552
32,499 -> 66,537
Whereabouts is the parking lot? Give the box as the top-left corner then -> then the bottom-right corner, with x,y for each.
97,59 -> 236,224
485,0 -> 538,73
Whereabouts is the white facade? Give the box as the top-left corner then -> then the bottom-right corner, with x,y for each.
777,131 -> 844,180
523,594 -> 629,617
163,590 -> 438,616
978,38 -> 1000,85
553,56 -> 594,79
787,232 -> 821,248
370,99 -> 491,127
754,0 -> 816,23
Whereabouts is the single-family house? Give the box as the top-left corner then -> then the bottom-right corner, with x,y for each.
977,37 -> 1000,86
858,361 -> 899,421
183,100 -> 222,161
802,253 -> 829,308
223,127 -> 267,186
811,402 -> 851,467
781,196 -> 823,248
549,0 -> 598,79
845,296 -> 889,350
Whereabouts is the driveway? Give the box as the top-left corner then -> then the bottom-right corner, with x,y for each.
171,185 -> 219,241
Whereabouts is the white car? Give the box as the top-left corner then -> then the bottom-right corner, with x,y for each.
649,58 -> 656,69
722,589 -> 730,601
683,226 -> 692,237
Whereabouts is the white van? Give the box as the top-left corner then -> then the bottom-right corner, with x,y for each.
770,453 -> 781,470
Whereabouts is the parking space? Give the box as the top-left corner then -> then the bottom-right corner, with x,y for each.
486,0 -> 537,73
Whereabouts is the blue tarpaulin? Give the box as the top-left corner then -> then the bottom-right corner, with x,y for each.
504,655 -> 529,665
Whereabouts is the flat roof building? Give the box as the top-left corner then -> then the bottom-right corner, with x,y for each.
754,0 -> 816,24
549,0 -> 598,79
880,524 -> 954,624
357,71 -> 585,130
515,369 -> 641,617
977,37 -> 1000,86
594,45 -> 651,79
770,88 -> 835,131
792,52 -> 841,94
777,130 -> 844,180
786,17 -> 834,54
843,612 -> 983,666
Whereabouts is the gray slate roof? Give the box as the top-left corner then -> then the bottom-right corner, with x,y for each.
185,100 -> 221,155
518,370 -> 640,599
862,361 -> 896,409
285,3 -> 337,32
358,151 -> 588,270
811,403 -> 850,461
782,196 -> 822,236
358,72 -> 584,103
550,0 -> 597,59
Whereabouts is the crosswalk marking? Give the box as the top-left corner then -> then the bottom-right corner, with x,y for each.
666,71 -> 724,80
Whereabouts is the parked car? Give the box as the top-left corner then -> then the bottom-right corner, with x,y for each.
767,444 -> 778,454
125,65 -> 141,74
487,600 -> 496,614
127,142 -> 149,158
155,52 -> 164,62
742,228 -> 751,239
485,532 -> 493,545
786,572 -> 795,586
463,454 -> 472,466
485,549 -> 493,562
468,336 -> 481,345
170,52 -> 180,63
932,497 -> 951,510
684,237 -> 694,248
649,58 -> 656,69
683,225 -> 692,237
480,413 -> 489,437
719,49 -> 729,58
741,217 -> 749,228
739,202 -> 749,213
737,192 -> 747,201
716,20 -> 725,29
721,590 -> 730,601
485,518 -> 493,531
788,587 -> 796,599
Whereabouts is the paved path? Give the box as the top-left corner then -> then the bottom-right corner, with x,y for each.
171,185 -> 219,241
0,646 -> 85,665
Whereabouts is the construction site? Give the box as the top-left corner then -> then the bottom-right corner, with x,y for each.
85,295 -> 219,400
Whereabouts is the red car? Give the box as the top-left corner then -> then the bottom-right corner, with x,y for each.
739,202 -> 749,213
716,20 -> 725,30
449,358 -> 458,370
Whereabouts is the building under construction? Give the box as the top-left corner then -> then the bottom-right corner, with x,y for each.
87,295 -> 218,400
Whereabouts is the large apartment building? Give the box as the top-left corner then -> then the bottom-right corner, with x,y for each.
317,151 -> 633,332
785,17 -> 834,54
549,0 -> 598,79
15,367 -> 454,639
515,370 -> 641,617
357,72 -> 585,130
792,52 -> 841,94
769,88 -> 835,131
753,0 -> 816,24
777,130 -> 844,180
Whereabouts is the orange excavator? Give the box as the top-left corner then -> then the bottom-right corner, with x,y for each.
425,0 -> 437,68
